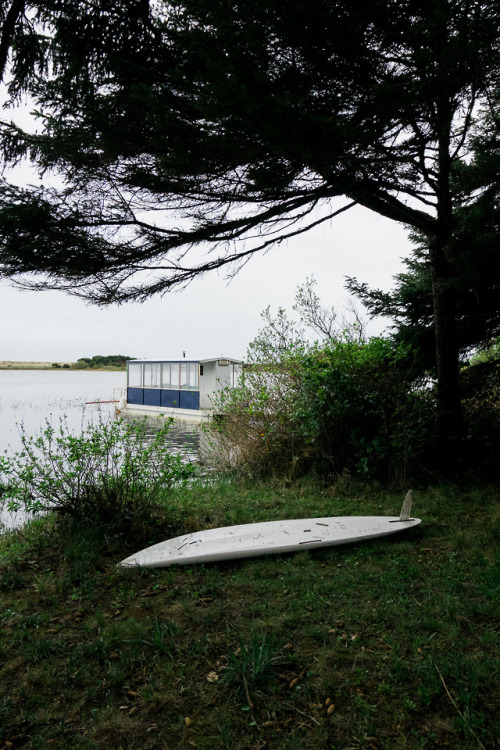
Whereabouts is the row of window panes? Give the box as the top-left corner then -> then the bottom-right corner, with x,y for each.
128,363 -> 199,390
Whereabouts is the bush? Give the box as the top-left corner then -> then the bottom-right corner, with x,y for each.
461,357 -> 500,478
210,350 -> 304,479
294,339 -> 435,480
0,417 -> 196,536
212,339 -> 436,483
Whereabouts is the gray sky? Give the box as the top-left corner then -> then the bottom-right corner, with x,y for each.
0,204 -> 409,362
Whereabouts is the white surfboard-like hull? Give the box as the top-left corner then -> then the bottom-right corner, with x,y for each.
119,514 -> 421,568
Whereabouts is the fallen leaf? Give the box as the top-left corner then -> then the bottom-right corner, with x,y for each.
327,704 -> 335,715
289,678 -> 299,689
206,671 -> 219,683
185,717 -> 192,726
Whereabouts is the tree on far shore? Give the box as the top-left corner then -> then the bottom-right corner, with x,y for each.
76,355 -> 133,369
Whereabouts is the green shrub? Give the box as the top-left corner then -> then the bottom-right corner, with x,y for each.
210,351 -> 304,478
0,417 -> 195,535
461,357 -> 500,478
212,339 -> 435,483
294,339 -> 435,480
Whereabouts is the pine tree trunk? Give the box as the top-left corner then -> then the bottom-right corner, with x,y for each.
429,91 -> 464,469
428,237 -> 463,465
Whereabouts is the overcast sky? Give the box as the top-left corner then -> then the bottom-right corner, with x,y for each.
0,202 -> 410,362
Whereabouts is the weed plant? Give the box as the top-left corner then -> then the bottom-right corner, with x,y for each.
0,417 -> 195,537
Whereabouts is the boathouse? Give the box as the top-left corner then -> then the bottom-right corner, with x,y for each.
124,357 -> 243,420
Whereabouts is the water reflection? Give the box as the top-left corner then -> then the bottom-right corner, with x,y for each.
117,412 -> 212,465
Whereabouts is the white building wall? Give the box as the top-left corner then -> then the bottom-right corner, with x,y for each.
199,361 -> 217,410
199,360 -> 239,410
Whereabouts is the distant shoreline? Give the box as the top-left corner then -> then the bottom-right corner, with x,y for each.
0,361 -> 126,371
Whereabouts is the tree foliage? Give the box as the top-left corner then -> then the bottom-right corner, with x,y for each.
76,354 -> 133,369
0,0 -> 497,300
347,220 -> 500,374
0,0 -> 499,447
347,84 -> 500,372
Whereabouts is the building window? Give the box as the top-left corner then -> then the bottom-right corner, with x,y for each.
180,363 -> 189,390
144,363 -> 160,387
128,362 -> 142,387
171,363 -> 180,388
189,364 -> 199,389
161,363 -> 171,389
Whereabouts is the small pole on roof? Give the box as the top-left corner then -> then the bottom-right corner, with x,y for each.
183,351 -> 186,358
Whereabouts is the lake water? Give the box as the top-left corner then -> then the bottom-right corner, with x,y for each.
0,370 -> 207,530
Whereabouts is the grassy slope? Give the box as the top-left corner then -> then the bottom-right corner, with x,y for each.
0,481 -> 498,750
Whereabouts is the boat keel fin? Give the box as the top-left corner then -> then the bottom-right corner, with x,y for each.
399,490 -> 413,521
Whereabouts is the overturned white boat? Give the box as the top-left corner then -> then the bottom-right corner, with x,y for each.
120,491 -> 421,569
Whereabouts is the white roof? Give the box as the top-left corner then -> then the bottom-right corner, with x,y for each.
129,357 -> 243,364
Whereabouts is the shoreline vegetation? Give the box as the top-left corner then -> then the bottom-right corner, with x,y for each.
0,361 -> 79,369
0,355 -> 132,371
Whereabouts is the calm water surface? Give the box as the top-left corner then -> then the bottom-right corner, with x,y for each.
0,370 -> 126,454
0,370 -> 205,530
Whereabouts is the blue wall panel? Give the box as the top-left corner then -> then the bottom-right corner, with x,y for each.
143,389 -> 161,407
180,390 -> 200,410
127,387 -> 199,410
127,387 -> 144,405
160,389 -> 181,408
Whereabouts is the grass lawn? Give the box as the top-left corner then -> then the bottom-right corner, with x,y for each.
0,480 -> 498,749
